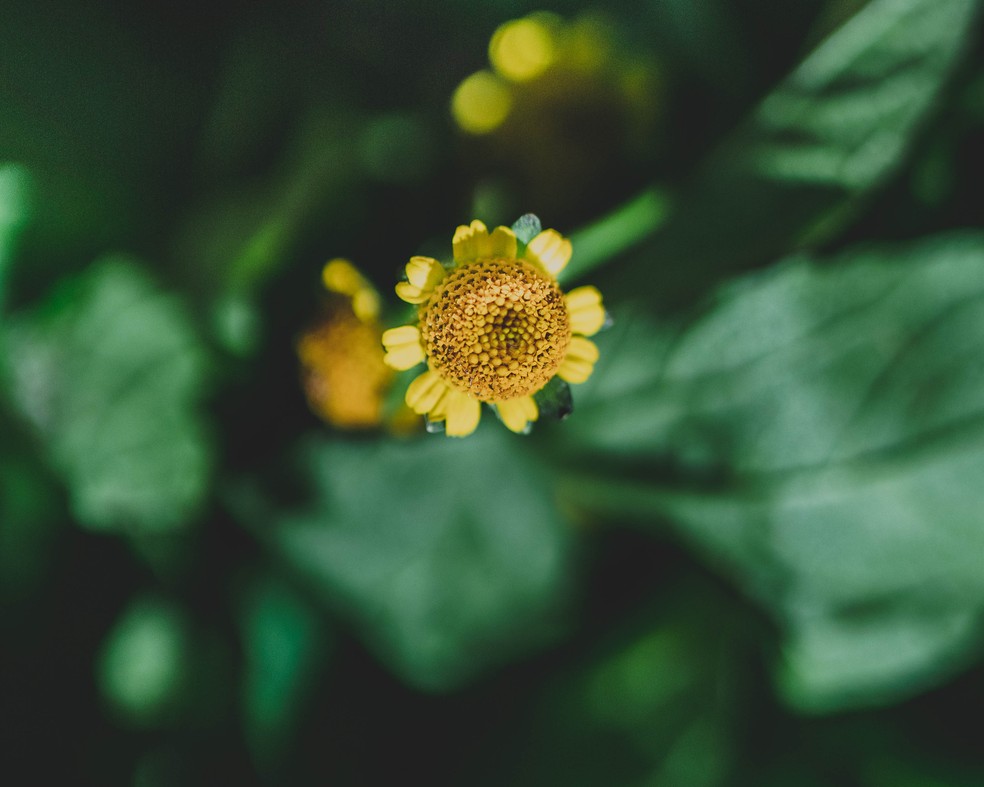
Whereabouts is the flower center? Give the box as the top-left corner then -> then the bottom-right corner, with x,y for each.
420,258 -> 571,401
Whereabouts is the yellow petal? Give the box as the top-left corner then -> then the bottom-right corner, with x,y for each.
443,390 -> 482,437
405,370 -> 450,414
453,220 -> 519,265
496,396 -> 539,433
557,336 -> 599,384
396,256 -> 445,304
395,281 -> 430,304
322,259 -> 381,320
351,289 -> 381,322
428,395 -> 447,421
321,258 -> 366,297
383,344 -> 426,371
565,286 -> 606,336
382,325 -> 426,370
453,220 -> 489,265
525,229 -> 572,277
406,256 -> 445,289
488,225 -> 518,259
382,325 -> 420,346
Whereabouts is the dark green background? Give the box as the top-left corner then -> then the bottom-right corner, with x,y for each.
3,0 -> 984,784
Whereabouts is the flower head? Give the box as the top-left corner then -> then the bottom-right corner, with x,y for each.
451,13 -> 663,218
383,220 -> 605,437
298,259 -> 393,429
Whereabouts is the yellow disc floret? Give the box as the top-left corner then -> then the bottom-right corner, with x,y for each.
420,258 -> 571,401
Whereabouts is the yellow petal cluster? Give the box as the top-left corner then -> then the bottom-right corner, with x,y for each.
299,260 -> 398,430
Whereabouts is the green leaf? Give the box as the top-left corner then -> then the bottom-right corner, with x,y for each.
0,163 -> 32,308
778,605 -> 980,714
267,430 -> 575,690
2,259 -> 213,532
475,585 -> 743,787
606,0 -> 979,308
97,596 -> 192,727
511,213 -> 542,244
556,232 -> 984,711
239,576 -> 330,772
96,592 -> 232,731
0,441 -> 60,606
172,110 -> 370,355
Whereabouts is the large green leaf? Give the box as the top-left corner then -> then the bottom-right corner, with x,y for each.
2,259 -> 213,532
555,232 -> 984,711
605,0 -> 979,307
264,430 -> 575,690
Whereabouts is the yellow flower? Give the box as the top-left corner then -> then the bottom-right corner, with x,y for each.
298,260 -> 393,429
382,220 -> 605,437
451,14 -> 662,219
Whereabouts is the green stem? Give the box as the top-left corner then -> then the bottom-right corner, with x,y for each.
563,187 -> 672,283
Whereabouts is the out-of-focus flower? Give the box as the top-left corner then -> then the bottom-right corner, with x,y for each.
450,72 -> 514,136
382,220 -> 605,437
451,12 -> 663,218
297,259 -> 392,429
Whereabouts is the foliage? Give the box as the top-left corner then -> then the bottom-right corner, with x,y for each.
2,260 -> 213,532
3,0 -> 984,784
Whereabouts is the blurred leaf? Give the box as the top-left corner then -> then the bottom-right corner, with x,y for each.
0,444 -> 60,605
534,376 -> 574,422
477,585 -> 742,787
265,430 -> 575,690
2,259 -> 213,532
239,576 -> 330,772
97,596 -> 191,727
0,163 -> 32,308
556,231 -> 984,711
778,605 -> 980,714
607,0 -> 979,307
173,110 -> 369,355
99,594 -> 233,735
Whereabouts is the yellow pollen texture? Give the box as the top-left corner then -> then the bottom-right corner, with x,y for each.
421,258 -> 571,401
